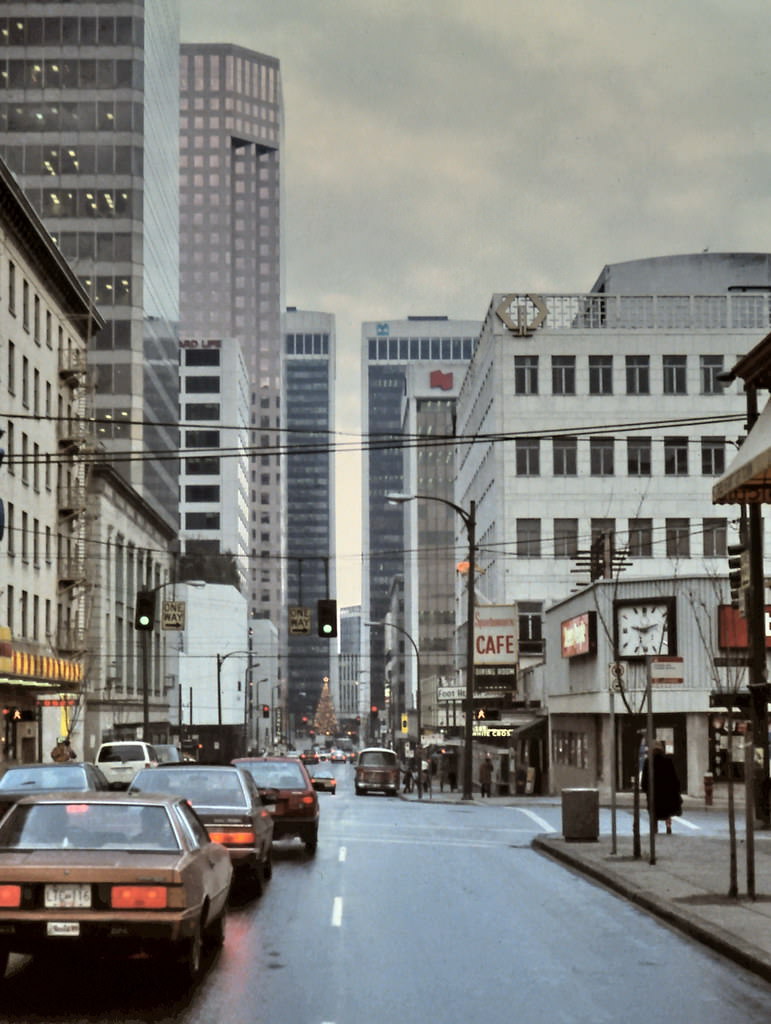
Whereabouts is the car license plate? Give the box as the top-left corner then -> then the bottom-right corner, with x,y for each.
47,921 -> 80,937
44,883 -> 91,909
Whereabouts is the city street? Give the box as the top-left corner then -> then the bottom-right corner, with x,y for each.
0,764 -> 770,1024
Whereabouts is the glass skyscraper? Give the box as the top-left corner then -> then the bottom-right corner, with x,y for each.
283,308 -> 336,736
0,1 -> 181,525
361,316 -> 479,716
178,43 -> 284,626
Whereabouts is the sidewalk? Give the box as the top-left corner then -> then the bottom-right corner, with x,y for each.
401,784 -> 771,983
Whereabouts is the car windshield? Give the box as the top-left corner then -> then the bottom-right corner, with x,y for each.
131,769 -> 247,808
359,751 -> 397,767
0,802 -> 180,851
0,766 -> 86,790
97,744 -> 149,763
240,761 -> 308,790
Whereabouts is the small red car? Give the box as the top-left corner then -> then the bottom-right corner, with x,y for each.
233,757 -> 319,854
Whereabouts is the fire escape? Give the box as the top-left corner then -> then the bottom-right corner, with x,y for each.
56,344 -> 92,660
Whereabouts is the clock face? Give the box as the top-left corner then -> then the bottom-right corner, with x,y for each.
616,603 -> 670,658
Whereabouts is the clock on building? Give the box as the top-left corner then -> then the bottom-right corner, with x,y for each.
615,599 -> 675,659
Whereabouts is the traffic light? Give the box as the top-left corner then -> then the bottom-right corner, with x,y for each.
727,542 -> 750,614
317,598 -> 338,638
134,590 -> 156,631
262,704 -> 270,719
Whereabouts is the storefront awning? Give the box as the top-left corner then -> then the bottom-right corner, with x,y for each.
713,397 -> 771,504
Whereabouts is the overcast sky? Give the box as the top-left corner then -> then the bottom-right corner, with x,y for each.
181,0 -> 771,605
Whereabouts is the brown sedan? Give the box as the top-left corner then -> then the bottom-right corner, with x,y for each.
0,791 -> 232,982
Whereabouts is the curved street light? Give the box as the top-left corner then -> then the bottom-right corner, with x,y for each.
387,492 -> 477,801
366,619 -> 423,799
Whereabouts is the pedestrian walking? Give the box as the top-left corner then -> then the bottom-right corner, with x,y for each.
480,753 -> 494,797
50,737 -> 76,762
640,740 -> 682,833
439,756 -> 449,792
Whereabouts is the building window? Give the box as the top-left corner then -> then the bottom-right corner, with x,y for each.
514,355 -> 538,395
703,518 -> 727,557
627,518 -> 653,557
551,356 -> 575,395
590,437 -> 614,476
185,376 -> 221,393
185,485 -> 220,502
185,429 -> 220,448
516,518 -> 541,557
625,355 -> 650,395
184,348 -> 221,367
185,402 -> 220,420
554,519 -> 578,558
663,436 -> 688,475
516,438 -> 540,476
518,601 -> 543,656
588,355 -> 612,395
666,518 -> 690,557
700,355 -> 723,394
185,512 -> 220,530
663,355 -> 687,395
701,437 -> 725,476
627,436 -> 651,476
553,436 -> 577,476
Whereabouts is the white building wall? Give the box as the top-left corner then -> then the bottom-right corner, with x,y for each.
177,583 -> 249,728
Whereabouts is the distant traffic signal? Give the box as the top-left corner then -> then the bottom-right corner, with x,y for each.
134,590 -> 156,631
262,704 -> 270,719
317,599 -> 338,638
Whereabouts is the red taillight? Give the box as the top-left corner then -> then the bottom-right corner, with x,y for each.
111,885 -> 168,910
301,795 -> 315,806
0,884 -> 21,908
208,829 -> 256,846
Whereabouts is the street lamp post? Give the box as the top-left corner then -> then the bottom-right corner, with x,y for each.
387,492 -> 477,800
366,619 -> 423,799
216,649 -> 257,760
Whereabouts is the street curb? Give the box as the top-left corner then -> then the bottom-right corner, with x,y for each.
532,835 -> 771,984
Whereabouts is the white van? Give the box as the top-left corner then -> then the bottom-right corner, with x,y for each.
95,741 -> 159,789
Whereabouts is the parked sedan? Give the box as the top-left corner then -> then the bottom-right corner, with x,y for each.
0,763 -> 110,819
0,792 -> 232,981
307,761 -> 337,795
233,757 -> 319,854
129,764 -> 273,894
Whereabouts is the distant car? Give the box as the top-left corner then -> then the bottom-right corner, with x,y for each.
153,744 -> 182,764
0,792 -> 232,981
307,762 -> 336,795
129,764 -> 273,894
330,750 -> 347,763
233,756 -> 319,854
0,763 -> 111,819
355,747 -> 400,796
94,741 -> 159,789
299,750 -> 319,766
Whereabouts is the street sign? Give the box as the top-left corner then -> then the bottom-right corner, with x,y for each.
288,605 -> 311,635
651,656 -> 684,684
161,600 -> 185,631
437,685 -> 465,702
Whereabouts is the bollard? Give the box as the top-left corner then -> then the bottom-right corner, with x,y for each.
704,771 -> 714,807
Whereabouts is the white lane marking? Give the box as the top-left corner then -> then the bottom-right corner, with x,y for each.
339,846 -> 347,861
331,896 -> 343,927
514,807 -> 556,833
673,816 -> 701,831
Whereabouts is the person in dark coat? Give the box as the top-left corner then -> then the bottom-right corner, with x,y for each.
640,741 -> 682,834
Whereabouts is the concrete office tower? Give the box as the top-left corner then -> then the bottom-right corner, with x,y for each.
178,44 -> 284,627
361,316 -> 480,719
0,2 -> 181,525
455,253 -> 771,661
178,336 -> 250,590
283,309 -> 337,738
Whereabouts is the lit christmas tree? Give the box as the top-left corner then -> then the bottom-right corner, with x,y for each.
314,678 -> 338,736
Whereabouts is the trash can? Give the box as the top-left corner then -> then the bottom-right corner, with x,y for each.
561,788 -> 599,842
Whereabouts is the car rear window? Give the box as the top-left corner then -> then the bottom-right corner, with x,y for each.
0,802 -> 179,851
240,762 -> 308,789
97,744 -> 148,763
0,766 -> 86,790
359,751 -> 398,767
131,769 -> 247,808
